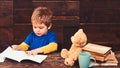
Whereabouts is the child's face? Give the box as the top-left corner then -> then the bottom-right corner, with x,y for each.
32,23 -> 49,36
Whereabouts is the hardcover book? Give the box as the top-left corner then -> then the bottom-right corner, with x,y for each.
0,47 -> 47,63
82,43 -> 112,61
91,51 -> 118,66
83,43 -> 111,55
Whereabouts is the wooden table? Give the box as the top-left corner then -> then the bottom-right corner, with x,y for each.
0,52 -> 120,68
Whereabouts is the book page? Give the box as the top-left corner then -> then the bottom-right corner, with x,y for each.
1,47 -> 24,62
23,55 -> 47,63
1,47 -> 47,63
0,54 -> 5,62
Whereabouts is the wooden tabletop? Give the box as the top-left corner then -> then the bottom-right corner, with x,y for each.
0,52 -> 120,68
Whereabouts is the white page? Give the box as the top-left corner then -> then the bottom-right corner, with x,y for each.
1,47 -> 26,62
0,54 -> 5,62
1,47 -> 47,63
23,55 -> 47,63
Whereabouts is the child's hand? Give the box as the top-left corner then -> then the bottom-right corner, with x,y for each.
26,48 -> 43,55
26,50 -> 38,55
11,45 -> 20,50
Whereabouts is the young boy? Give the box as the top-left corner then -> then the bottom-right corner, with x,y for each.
12,6 -> 58,55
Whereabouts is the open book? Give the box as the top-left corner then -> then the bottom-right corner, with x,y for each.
0,47 -> 47,63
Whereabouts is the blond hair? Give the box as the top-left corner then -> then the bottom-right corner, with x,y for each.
31,6 -> 53,27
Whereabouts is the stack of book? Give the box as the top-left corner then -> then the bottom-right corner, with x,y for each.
82,43 -> 118,66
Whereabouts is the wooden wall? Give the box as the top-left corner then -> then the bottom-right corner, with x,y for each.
80,0 -> 120,51
13,0 -> 80,51
0,0 -> 13,51
0,0 -> 120,52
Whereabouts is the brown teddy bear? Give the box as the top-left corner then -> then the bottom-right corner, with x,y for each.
61,29 -> 87,66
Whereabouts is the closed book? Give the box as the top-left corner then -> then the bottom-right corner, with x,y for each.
90,51 -> 118,66
82,43 -> 111,56
82,43 -> 112,61
89,52 -> 110,61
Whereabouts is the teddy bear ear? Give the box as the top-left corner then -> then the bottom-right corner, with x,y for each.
78,29 -> 83,32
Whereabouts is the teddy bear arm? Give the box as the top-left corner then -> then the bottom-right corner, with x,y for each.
61,49 -> 69,58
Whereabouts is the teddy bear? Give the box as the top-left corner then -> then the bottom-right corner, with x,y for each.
60,29 -> 87,66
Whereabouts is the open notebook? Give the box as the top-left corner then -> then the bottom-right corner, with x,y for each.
0,47 -> 47,63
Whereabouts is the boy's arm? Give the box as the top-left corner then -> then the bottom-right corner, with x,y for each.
26,42 -> 58,55
41,42 -> 58,54
19,42 -> 29,51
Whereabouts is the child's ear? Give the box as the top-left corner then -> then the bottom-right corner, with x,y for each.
48,24 -> 52,29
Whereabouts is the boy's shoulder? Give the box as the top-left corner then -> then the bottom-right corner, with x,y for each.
27,32 -> 35,36
48,30 -> 56,35
29,32 -> 34,35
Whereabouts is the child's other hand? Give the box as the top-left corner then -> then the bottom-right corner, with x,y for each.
26,50 -> 38,55
11,45 -> 20,50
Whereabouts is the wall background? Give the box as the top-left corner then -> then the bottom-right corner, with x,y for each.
0,0 -> 119,52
